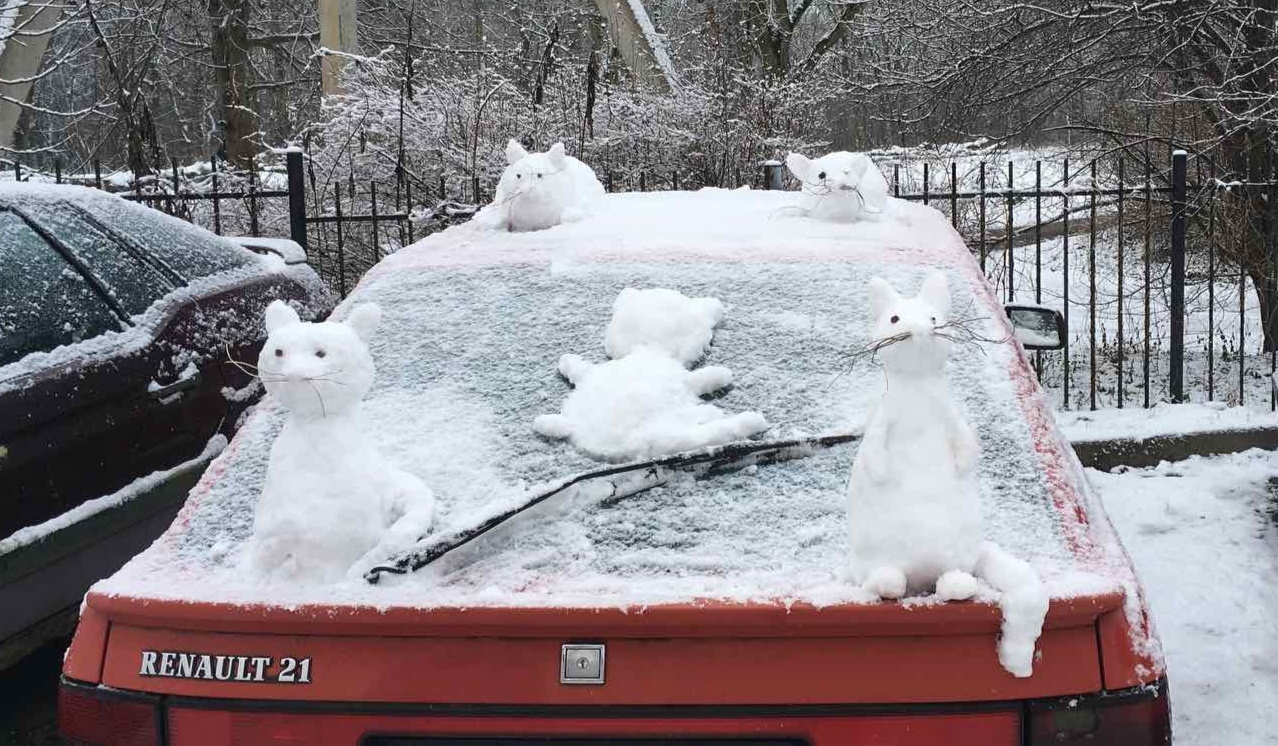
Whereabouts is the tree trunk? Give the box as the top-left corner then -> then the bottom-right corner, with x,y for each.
208,0 -> 257,170
1248,266 -> 1278,353
1216,129 -> 1277,350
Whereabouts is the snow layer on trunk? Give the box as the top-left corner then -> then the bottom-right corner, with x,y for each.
90,192 -> 1132,640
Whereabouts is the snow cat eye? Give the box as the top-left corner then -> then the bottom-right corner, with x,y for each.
537,173 -> 544,178
890,315 -> 900,324
315,349 -> 326,358
818,171 -> 827,179
274,348 -> 283,357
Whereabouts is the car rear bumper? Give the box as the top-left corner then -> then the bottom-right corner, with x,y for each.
60,676 -> 1173,746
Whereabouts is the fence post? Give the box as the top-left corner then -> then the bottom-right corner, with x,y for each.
761,160 -> 784,190
1169,149 -> 1188,403
286,148 -> 308,251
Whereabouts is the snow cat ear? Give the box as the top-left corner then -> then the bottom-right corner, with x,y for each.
849,153 -> 871,179
506,139 -> 529,165
785,152 -> 811,181
264,300 -> 300,334
695,297 -> 725,325
344,302 -> 382,343
868,277 -> 900,320
918,270 -> 951,318
548,142 -> 566,167
613,287 -> 640,309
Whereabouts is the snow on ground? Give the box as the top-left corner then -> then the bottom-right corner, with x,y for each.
1091,450 -> 1278,745
1059,402 -> 1278,442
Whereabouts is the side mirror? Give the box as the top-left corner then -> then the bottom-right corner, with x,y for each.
1004,304 -> 1066,350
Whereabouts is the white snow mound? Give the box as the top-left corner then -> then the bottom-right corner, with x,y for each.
604,287 -> 725,364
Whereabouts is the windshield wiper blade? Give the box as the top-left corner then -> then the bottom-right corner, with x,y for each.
364,432 -> 859,584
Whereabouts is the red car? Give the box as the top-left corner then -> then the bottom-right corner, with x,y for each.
0,184 -> 331,668
59,189 -> 1169,745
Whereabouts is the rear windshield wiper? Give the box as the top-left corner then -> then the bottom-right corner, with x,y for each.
364,432 -> 860,584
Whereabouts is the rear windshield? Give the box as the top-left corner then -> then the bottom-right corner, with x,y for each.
136,259 -> 1078,608
0,211 -> 121,367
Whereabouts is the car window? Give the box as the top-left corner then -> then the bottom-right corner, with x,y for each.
24,207 -> 176,316
79,195 -> 255,280
0,211 -> 123,369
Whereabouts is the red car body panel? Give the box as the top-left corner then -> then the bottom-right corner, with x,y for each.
79,593 -> 1128,704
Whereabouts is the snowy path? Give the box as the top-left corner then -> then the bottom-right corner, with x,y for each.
1090,450 -> 1278,745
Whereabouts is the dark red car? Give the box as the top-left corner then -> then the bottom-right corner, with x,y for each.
0,184 -> 332,668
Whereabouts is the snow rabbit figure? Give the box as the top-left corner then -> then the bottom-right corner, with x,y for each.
245,301 -> 436,583
534,288 -> 768,461
785,150 -> 889,223
476,139 -> 605,232
846,271 -> 1048,677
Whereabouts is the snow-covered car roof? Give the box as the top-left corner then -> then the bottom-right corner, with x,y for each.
0,184 -> 328,392
96,189 -> 1133,610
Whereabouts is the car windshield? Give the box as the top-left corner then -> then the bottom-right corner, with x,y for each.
20,204 -> 176,316
101,253 -> 1097,610
0,210 -> 122,368
0,186 -> 255,282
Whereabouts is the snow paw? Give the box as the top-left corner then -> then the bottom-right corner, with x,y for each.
558,354 -> 593,383
935,569 -> 978,602
687,365 -> 734,394
473,204 -> 508,231
863,566 -> 907,600
730,411 -> 769,437
534,414 -> 573,439
862,452 -> 891,484
954,437 -> 979,476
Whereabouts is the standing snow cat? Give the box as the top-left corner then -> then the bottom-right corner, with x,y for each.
60,188 -> 1170,745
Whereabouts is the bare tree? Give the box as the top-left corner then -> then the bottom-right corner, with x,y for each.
871,1 -> 1278,345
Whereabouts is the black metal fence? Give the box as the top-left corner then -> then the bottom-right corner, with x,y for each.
875,150 -> 1278,412
6,147 -> 1276,412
